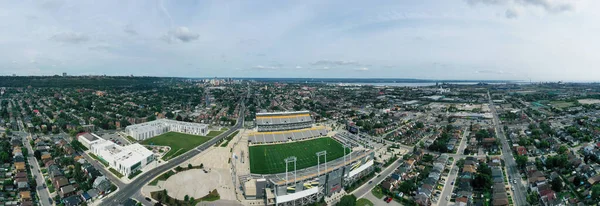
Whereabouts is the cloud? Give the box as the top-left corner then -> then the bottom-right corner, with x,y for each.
50,32 -> 89,44
505,8 -> 519,19
158,0 -> 173,27
296,66 -> 303,69
88,44 -> 113,52
311,60 -> 360,66
465,0 -> 574,14
250,65 -> 280,70
237,39 -> 260,47
354,67 -> 369,71
124,24 -> 138,35
310,66 -> 330,70
475,70 -> 513,75
162,27 -> 199,43
517,0 -> 574,13
39,0 -> 65,10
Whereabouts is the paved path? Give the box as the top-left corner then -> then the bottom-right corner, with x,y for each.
351,159 -> 403,199
488,91 -> 527,206
100,96 -> 247,206
22,133 -> 53,206
363,191 -> 400,206
436,130 -> 469,206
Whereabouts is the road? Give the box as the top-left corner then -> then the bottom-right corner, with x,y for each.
352,159 -> 403,199
100,98 -> 246,206
21,132 -> 53,206
437,130 -> 469,206
488,91 -> 527,206
81,151 -> 126,188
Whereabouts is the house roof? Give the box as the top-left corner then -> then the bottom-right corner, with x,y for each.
19,191 -> 31,199
62,195 -> 82,206
61,185 -> 76,194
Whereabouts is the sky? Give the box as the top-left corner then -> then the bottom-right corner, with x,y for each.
0,0 -> 599,81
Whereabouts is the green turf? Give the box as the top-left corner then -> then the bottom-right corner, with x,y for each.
249,137 -> 350,174
141,132 -> 214,160
357,198 -> 374,206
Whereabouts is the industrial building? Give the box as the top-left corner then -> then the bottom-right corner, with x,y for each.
125,119 -> 209,140
89,138 -> 154,177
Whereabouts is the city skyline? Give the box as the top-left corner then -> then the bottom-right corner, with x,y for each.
1,0 -> 599,81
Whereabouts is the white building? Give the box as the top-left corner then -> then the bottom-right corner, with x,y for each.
125,119 -> 209,140
89,138 -> 154,177
77,133 -> 102,149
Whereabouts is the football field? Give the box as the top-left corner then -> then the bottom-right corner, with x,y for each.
249,137 -> 350,174
141,132 -> 216,161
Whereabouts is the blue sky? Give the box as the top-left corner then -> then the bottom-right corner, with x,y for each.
0,0 -> 598,81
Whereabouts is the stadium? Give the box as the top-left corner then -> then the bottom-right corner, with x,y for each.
237,111 -> 375,206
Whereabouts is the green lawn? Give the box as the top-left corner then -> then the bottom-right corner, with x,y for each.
109,168 -> 124,178
249,137 -> 350,174
550,101 -> 574,109
357,198 -> 374,206
142,132 -> 215,160
220,131 -> 240,147
371,186 -> 384,199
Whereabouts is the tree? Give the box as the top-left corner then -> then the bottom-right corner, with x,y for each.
147,115 -> 157,121
473,173 -> 492,192
34,150 -> 42,160
527,191 -> 540,205
0,151 -> 9,163
398,179 -> 417,194
551,178 -> 563,192
415,122 -> 424,129
516,155 -> 528,168
558,145 -> 568,154
592,184 -> 600,200
337,195 -> 357,206
477,163 -> 492,176
165,112 -> 174,119
573,175 -> 583,186
184,195 -> 189,202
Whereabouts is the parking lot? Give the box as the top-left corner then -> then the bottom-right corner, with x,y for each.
100,132 -> 131,146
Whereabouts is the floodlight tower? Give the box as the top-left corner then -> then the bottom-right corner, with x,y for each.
285,156 -> 297,185
316,151 -> 327,177
343,143 -> 352,165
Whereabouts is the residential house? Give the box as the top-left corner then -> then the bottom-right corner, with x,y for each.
54,176 -> 69,190
60,185 -> 76,198
19,191 -> 31,202
14,162 -> 26,172
62,195 -> 82,206
93,176 -> 111,194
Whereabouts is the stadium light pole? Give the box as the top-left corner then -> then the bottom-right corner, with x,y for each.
316,151 -> 327,177
343,143 -> 352,166
285,157 -> 297,185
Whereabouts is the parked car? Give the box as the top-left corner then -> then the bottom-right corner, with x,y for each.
385,197 -> 393,203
